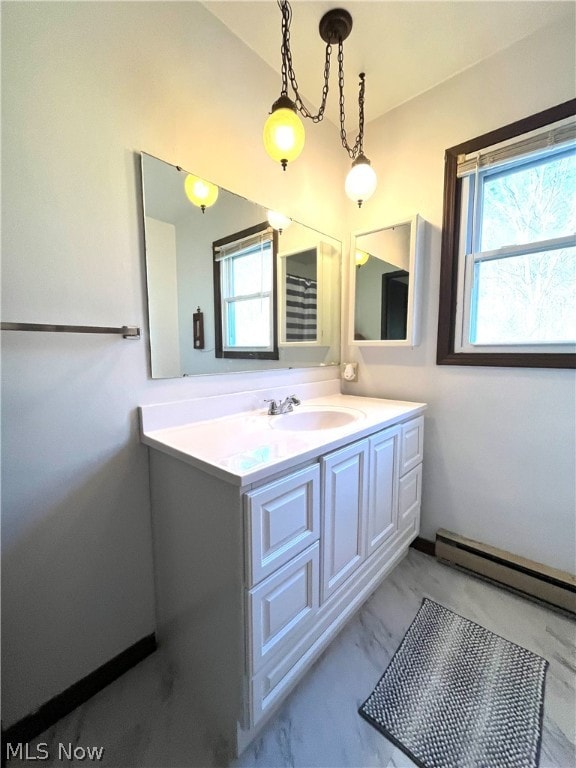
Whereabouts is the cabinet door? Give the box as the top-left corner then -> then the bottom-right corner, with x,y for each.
322,440 -> 368,601
245,464 -> 320,587
400,416 -> 424,475
398,463 -> 422,531
366,426 -> 400,556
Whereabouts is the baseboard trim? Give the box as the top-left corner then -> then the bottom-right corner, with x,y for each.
2,634 -> 157,748
410,536 -> 435,557
436,529 -> 575,615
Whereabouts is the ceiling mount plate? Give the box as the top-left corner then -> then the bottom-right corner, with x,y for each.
319,8 -> 353,44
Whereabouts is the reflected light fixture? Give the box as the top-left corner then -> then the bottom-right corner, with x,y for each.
183,173 -> 219,213
355,249 -> 370,267
263,1 -> 377,206
267,210 -> 292,233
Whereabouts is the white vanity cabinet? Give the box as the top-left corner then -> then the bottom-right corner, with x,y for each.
242,416 -> 424,744
142,398 -> 424,759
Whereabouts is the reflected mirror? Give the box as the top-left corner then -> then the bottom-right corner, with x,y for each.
350,216 -> 424,347
141,153 -> 341,378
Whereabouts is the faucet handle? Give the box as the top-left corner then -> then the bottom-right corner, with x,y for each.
264,399 -> 279,415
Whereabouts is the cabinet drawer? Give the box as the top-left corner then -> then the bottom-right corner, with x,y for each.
250,635 -> 312,727
245,464 -> 320,586
400,416 -> 424,475
398,463 -> 422,528
247,543 -> 319,674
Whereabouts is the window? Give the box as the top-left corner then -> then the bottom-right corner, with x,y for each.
213,223 -> 279,359
437,100 -> 576,368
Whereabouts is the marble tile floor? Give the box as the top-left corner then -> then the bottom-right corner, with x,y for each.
9,550 -> 576,768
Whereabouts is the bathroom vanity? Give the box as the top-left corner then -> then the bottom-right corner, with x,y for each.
140,383 -> 425,757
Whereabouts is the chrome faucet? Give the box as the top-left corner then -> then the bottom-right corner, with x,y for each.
265,395 -> 301,415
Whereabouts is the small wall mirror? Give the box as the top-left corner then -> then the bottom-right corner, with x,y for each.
141,153 -> 341,378
350,215 -> 424,347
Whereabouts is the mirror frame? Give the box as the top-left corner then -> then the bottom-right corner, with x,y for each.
348,215 -> 424,347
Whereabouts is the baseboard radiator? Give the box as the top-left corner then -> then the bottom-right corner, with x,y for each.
435,529 -> 576,615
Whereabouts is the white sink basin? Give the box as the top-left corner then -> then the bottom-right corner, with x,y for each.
269,406 -> 365,431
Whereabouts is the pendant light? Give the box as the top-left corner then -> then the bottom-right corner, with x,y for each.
264,1 -> 377,205
345,156 -> 377,207
263,96 -> 305,171
267,210 -> 292,233
183,174 -> 219,213
343,75 -> 377,207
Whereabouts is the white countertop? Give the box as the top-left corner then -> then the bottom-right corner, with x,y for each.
140,392 -> 426,487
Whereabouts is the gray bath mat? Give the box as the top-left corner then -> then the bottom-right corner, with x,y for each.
359,598 -> 548,768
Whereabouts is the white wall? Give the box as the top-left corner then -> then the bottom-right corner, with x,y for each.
342,16 -> 576,574
146,217 -> 181,377
1,1 -> 345,727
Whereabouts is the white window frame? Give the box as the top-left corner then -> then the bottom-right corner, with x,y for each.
454,145 -> 576,355
220,238 -> 275,353
212,223 -> 278,360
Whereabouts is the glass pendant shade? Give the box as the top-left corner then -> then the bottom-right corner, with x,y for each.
266,5 -> 377,203
263,96 -> 305,170
184,174 -> 219,212
345,154 -> 377,207
267,210 -> 292,232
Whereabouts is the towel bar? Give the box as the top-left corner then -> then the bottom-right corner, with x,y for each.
1,322 -> 141,339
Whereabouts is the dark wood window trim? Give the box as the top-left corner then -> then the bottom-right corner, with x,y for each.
213,222 -> 279,360
436,99 -> 576,369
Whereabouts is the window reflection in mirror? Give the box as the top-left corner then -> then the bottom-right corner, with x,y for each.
140,152 -> 342,378
213,223 -> 279,359
350,216 -> 423,347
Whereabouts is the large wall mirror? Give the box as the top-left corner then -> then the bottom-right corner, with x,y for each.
350,215 -> 424,347
141,153 -> 341,378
